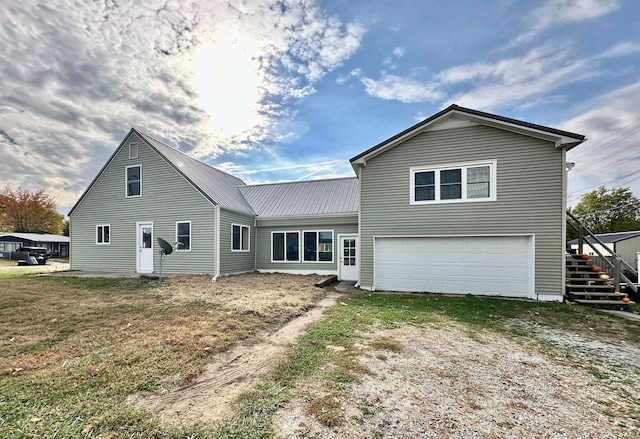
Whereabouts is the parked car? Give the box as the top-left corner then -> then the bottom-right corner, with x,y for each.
13,247 -> 51,265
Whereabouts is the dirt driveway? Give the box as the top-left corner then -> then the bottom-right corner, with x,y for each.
274,320 -> 639,438
130,279 -> 640,438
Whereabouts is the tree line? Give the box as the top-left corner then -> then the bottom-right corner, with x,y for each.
568,186 -> 640,240
0,187 -> 67,236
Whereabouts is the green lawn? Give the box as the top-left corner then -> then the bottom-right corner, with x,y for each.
1,277 -> 639,438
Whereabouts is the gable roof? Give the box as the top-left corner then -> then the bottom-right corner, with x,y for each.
238,177 -> 359,217
0,232 -> 70,243
568,230 -> 640,245
69,129 -> 256,216
137,132 -> 255,215
350,104 -> 586,166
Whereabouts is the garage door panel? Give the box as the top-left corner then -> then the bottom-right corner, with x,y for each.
375,236 -> 533,298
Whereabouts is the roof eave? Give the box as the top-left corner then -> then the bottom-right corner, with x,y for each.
350,105 -> 586,165
69,128 -> 138,216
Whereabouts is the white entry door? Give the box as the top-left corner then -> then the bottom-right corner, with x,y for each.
136,222 -> 153,273
339,235 -> 358,281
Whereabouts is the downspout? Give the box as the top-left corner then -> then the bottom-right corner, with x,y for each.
212,205 -> 221,282
254,216 -> 257,272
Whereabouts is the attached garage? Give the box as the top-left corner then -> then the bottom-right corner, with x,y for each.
374,236 -> 534,298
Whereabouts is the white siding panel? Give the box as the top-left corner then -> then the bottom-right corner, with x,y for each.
374,236 -> 533,297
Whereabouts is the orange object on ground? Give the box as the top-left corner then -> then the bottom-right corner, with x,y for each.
623,297 -> 630,303
580,254 -> 590,260
591,266 -> 601,273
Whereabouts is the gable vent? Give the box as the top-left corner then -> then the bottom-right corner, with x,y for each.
129,141 -> 139,159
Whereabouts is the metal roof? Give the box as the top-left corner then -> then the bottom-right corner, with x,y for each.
0,232 -> 70,243
238,177 -> 359,217
568,230 -> 640,245
138,131 -> 256,216
351,104 -> 586,163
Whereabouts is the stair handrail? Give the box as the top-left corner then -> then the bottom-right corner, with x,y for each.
567,211 -> 638,293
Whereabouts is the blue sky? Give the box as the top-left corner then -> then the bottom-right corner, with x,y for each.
1,0 -> 639,215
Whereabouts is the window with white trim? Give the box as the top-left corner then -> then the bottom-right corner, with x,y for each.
176,221 -> 191,251
126,165 -> 142,197
96,225 -> 110,244
303,231 -> 333,262
232,224 -> 250,252
129,141 -> 138,159
272,231 -> 300,262
410,161 -> 496,204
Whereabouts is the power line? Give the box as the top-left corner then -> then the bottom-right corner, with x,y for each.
568,168 -> 640,202
570,117 -> 640,156
571,200 -> 640,218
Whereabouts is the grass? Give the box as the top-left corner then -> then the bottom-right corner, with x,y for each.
2,277 -> 639,438
220,292 -> 640,436
0,274 -> 322,439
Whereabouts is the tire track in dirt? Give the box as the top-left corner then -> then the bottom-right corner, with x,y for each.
130,291 -> 341,424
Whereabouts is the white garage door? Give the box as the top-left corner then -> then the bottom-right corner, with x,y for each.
374,236 -> 533,298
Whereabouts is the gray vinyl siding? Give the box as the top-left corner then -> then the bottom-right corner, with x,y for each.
255,215 -> 358,272
70,133 -> 216,274
359,124 -> 564,299
219,209 -> 256,275
615,238 -> 640,267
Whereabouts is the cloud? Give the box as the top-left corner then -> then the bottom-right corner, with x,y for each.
0,0 -> 365,207
360,74 -> 444,103
563,81 -> 640,204
392,47 -> 405,57
506,0 -> 620,48
360,43 -> 612,109
215,158 -> 352,185
596,41 -> 640,58
439,45 -> 596,110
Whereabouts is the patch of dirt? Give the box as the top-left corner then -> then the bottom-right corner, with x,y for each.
131,290 -> 342,424
152,272 -> 325,319
275,322 -> 638,439
512,319 -> 640,372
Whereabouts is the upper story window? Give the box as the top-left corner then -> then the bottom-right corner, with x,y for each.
129,141 -> 138,159
96,224 -> 110,244
232,224 -> 250,252
410,161 -> 496,205
126,165 -> 142,197
176,221 -> 191,251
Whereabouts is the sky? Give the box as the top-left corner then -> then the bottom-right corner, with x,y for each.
1,0 -> 639,216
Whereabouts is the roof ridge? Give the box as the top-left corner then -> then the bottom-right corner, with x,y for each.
240,176 -> 357,189
135,129 -> 246,185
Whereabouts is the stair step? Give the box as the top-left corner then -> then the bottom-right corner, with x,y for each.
566,260 -> 591,266
566,284 -> 614,290
573,299 -> 634,309
566,271 -> 607,275
566,292 -> 628,298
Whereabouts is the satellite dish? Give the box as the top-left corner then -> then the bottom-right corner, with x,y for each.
157,237 -> 173,255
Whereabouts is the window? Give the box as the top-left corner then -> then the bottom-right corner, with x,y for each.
126,165 -> 141,197
411,161 -> 496,204
232,224 -> 250,251
272,231 -> 300,262
176,221 -> 191,251
129,141 -> 138,159
303,231 -> 333,262
96,225 -> 110,244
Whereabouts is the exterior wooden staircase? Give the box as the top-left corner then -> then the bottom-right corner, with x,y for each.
565,252 -> 634,309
